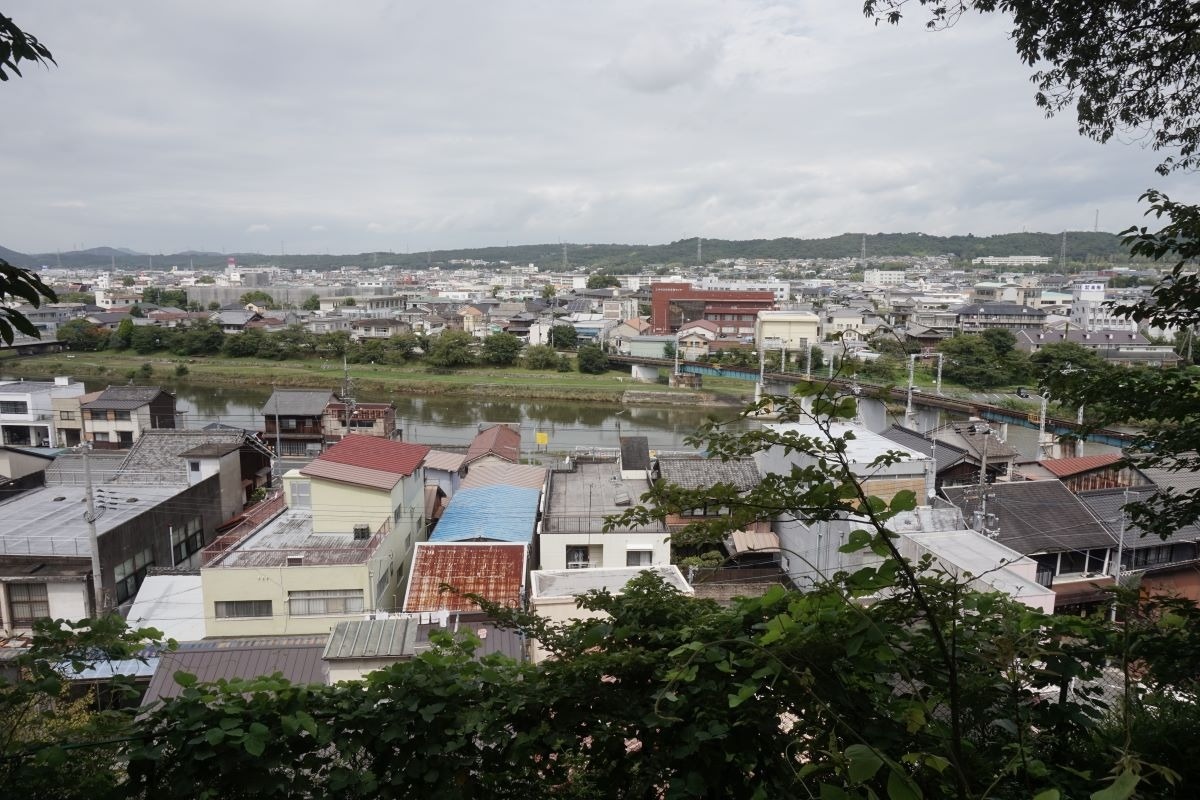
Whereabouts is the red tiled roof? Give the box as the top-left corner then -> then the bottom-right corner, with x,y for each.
1040,453 -> 1122,478
464,424 -> 520,466
313,434 -> 429,476
402,542 -> 526,613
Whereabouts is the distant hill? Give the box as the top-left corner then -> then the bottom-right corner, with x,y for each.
0,230 -> 1130,272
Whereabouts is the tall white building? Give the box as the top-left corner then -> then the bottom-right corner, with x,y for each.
863,269 -> 906,287
1069,282 -> 1136,332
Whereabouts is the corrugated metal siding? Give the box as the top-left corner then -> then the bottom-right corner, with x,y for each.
460,462 -> 546,491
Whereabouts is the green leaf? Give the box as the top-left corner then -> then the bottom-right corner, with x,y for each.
846,743 -> 884,784
1091,769 -> 1140,800
887,768 -> 922,800
889,489 -> 917,513
1033,790 -> 1061,800
174,670 -> 198,687
243,733 -> 266,757
820,784 -> 851,800
840,529 -> 873,553
205,728 -> 225,745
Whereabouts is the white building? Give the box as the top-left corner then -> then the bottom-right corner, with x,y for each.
1069,282 -> 1137,332
863,269 -> 907,287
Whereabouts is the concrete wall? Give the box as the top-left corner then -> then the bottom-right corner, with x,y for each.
537,532 -> 670,571
202,562 -> 372,637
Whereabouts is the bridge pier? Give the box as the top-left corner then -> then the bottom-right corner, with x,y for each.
630,364 -> 659,383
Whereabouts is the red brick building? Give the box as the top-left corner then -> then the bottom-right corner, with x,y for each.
650,283 -> 777,335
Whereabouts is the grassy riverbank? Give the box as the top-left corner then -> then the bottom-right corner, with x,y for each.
1,351 -> 753,405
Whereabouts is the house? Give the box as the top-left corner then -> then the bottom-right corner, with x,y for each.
210,310 -> 264,334
540,454 -> 668,570
1021,454 -> 1145,493
0,445 -> 56,499
676,319 -> 721,360
402,542 -> 527,614
322,400 -> 398,443
607,317 -> 652,354
655,452 -> 762,540
80,385 -> 178,449
0,377 -> 86,448
1013,329 -> 1182,368
348,318 -> 412,341
200,435 -> 430,637
0,428 -> 269,614
262,388 -> 335,456
528,566 -> 693,662
0,556 -> 92,638
428,485 -> 541,546
463,424 -> 521,471
930,423 -> 1020,485
953,302 -> 1046,332
755,310 -> 820,354
627,335 -> 677,359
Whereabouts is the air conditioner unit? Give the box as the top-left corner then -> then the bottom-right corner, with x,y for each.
353,523 -> 371,540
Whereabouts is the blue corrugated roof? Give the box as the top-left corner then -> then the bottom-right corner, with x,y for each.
429,485 -> 540,543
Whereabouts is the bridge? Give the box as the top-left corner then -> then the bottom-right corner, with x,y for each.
607,354 -> 1137,448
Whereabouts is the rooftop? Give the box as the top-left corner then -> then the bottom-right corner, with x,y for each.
81,385 -> 170,411
403,542 -> 527,613
460,461 -> 547,491
429,485 -> 540,543
464,424 -> 520,466
302,435 -> 429,486
261,388 -> 335,417
544,460 -> 661,534
204,508 -> 386,568
126,574 -> 205,642
0,484 -> 187,558
142,637 -> 328,705
657,454 -> 760,492
530,565 -> 692,599
323,617 -> 419,661
941,480 -> 1115,555
1040,453 -> 1123,478
421,449 -> 465,473
114,429 -> 270,486
765,421 -> 932,468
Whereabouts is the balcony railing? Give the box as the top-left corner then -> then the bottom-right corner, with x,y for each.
201,491 -> 286,566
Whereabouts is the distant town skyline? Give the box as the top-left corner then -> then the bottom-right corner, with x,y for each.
1,2 -> 1188,255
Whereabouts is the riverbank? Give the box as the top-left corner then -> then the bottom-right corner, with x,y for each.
2,352 -> 751,407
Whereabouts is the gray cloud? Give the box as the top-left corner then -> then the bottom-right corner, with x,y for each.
0,1 -> 1188,255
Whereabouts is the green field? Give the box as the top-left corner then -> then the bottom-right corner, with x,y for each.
2,351 -> 750,405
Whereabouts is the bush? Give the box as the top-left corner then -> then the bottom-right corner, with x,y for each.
174,364 -> 189,377
577,344 -> 609,374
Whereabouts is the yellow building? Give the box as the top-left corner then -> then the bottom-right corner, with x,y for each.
201,435 -> 430,637
754,310 -> 819,353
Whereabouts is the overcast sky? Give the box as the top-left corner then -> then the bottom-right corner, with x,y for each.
0,2 -> 1187,255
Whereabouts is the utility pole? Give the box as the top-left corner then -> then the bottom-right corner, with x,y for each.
1110,487 -> 1129,622
905,353 -> 918,419
271,386 -> 283,485
342,355 -> 356,439
697,236 -> 702,265
82,444 -> 105,615
935,352 -> 944,396
805,340 -> 812,377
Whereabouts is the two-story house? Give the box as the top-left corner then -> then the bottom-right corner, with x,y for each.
0,377 -> 86,448
200,435 -> 430,636
80,386 -> 178,449
262,388 -> 335,457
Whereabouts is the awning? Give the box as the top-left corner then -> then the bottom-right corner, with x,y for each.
626,543 -> 655,551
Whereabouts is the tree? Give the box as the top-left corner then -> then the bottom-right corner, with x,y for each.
121,276 -> 136,288
586,272 -> 620,290
549,324 -> 577,350
239,291 -> 275,309
175,322 -> 224,356
662,341 -> 676,360
480,332 -> 522,366
109,318 -> 135,350
56,319 -> 107,352
425,329 -> 476,368
129,326 -> 165,354
0,260 -> 56,345
540,284 -> 557,301
938,333 -> 1021,389
301,294 -> 321,311
523,343 -> 559,370
221,329 -> 264,358
342,296 -> 356,307
1028,341 -> 1107,382
576,343 -> 608,374
129,304 -> 144,318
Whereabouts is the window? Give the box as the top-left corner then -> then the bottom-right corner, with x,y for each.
189,460 -> 200,473
215,600 -> 272,618
288,589 -> 364,616
0,401 -> 28,415
59,410 -> 75,421
626,549 -> 653,567
8,583 -> 50,626
114,548 -> 154,603
290,481 -> 311,509
566,546 -> 592,568
113,410 -> 131,421
282,418 -> 297,430
171,517 -> 204,565
375,571 -> 390,607
1128,544 -> 1175,569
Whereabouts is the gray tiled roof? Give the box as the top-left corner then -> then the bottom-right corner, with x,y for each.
261,389 -> 335,416
941,480 -> 1115,555
1077,487 -> 1200,546
879,426 -> 967,473
620,437 -> 651,471
657,455 -> 760,492
1135,463 -> 1200,496
114,429 -> 269,485
82,386 -> 169,411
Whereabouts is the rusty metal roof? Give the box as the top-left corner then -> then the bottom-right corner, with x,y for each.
1040,453 -> 1122,478
402,542 -> 526,613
